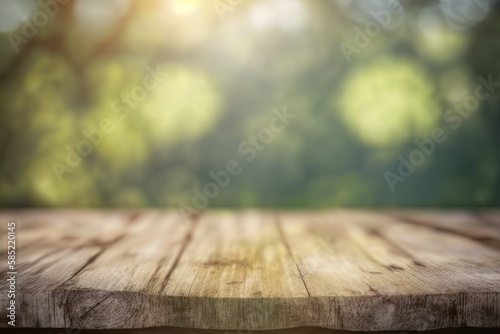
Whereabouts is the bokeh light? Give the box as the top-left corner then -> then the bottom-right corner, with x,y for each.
337,58 -> 440,147
0,0 -> 499,208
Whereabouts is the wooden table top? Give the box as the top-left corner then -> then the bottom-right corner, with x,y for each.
0,209 -> 499,331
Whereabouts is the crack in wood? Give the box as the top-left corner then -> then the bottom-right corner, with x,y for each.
389,214 -> 500,253
158,211 -> 203,295
73,293 -> 114,327
276,213 -> 311,298
58,212 -> 142,289
3,210 -> 500,330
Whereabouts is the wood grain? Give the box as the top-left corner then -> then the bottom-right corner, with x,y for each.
0,209 -> 499,331
386,210 -> 500,249
278,211 -> 500,330
1,326 -> 500,334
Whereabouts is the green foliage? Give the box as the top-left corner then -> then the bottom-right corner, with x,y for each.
0,0 -> 499,207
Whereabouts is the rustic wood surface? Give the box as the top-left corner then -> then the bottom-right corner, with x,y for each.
2,326 -> 500,334
0,210 -> 499,331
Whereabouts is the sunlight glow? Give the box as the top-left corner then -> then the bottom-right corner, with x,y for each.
171,0 -> 201,16
74,0 -> 131,31
0,0 -> 36,32
248,0 -> 308,33
337,58 -> 440,147
417,6 -> 468,62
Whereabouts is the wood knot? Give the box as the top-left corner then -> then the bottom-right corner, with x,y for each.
67,290 -> 138,328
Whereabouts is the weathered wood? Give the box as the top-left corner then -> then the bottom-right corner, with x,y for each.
278,211 -> 500,330
0,210 -> 499,331
0,210 -> 140,328
161,211 -> 309,330
1,326 -> 500,334
474,210 -> 500,228
386,210 -> 500,247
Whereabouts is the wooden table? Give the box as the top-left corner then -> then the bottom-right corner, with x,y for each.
0,209 -> 499,332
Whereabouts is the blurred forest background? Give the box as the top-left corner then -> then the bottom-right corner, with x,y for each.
0,0 -> 499,208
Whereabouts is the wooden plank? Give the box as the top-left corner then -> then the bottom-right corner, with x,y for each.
0,210 -> 140,328
161,210 -> 309,330
0,210 -> 133,290
14,211 -> 309,330
278,211 -> 500,331
368,213 -> 500,328
55,211 -> 194,329
0,210 -> 499,331
1,326 -> 500,334
386,210 -> 500,246
474,210 -> 500,227
0,209 -> 138,253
